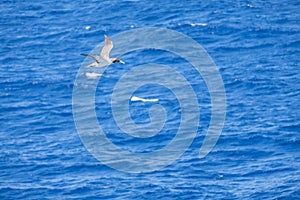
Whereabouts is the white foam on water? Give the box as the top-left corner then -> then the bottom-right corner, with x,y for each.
85,72 -> 102,78
130,96 -> 159,102
190,23 -> 207,27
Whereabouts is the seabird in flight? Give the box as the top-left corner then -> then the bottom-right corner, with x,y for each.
81,35 -> 125,67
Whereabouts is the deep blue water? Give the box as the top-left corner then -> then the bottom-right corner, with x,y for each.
1,0 -> 299,199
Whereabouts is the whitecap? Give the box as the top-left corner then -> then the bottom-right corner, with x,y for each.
190,23 -> 207,27
131,96 -> 159,102
85,72 -> 102,78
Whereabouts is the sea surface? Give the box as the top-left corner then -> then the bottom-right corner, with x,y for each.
1,0 -> 299,199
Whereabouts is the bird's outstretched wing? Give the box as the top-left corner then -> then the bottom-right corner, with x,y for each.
100,35 -> 113,61
80,53 -> 99,62
87,62 -> 99,67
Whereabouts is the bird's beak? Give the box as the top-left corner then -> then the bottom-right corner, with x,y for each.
119,60 -> 125,64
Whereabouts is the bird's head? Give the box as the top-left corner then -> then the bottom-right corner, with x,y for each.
111,58 -> 125,64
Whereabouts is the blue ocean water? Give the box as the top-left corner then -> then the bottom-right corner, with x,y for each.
1,0 -> 299,199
